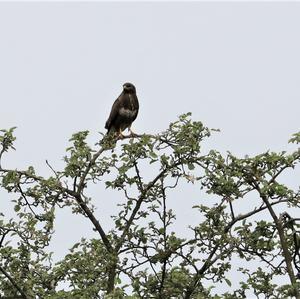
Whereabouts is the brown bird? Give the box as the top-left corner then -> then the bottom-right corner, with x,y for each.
105,82 -> 139,138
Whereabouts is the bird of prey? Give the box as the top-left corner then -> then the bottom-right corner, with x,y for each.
105,82 -> 139,138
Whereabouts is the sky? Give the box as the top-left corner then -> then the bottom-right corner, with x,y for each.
0,1 -> 300,295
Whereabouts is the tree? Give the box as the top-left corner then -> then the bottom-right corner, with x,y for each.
0,113 -> 299,298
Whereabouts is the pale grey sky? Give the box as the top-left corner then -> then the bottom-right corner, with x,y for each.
1,1 -> 300,295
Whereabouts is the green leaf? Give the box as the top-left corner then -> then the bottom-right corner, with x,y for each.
188,163 -> 195,170
150,151 -> 158,159
225,278 -> 232,287
14,205 -> 21,212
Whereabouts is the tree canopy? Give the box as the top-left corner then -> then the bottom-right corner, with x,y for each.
0,113 -> 300,298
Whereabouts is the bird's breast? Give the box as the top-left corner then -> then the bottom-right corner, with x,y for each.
119,107 -> 138,119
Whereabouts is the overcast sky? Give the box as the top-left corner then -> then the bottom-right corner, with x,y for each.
1,1 -> 300,294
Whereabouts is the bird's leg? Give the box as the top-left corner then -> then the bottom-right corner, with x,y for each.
128,126 -> 137,137
117,129 -> 125,139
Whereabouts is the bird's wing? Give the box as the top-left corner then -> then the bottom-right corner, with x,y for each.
105,97 -> 120,130
131,94 -> 139,122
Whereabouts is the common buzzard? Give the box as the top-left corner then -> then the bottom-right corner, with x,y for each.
105,82 -> 139,138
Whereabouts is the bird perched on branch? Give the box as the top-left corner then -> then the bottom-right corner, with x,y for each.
105,82 -> 139,139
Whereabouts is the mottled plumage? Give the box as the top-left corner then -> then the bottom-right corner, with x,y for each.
105,83 -> 139,138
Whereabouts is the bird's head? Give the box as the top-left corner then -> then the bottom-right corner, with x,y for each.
123,82 -> 136,93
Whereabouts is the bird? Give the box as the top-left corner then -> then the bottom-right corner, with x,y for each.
105,82 -> 139,139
